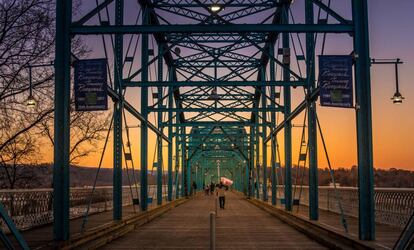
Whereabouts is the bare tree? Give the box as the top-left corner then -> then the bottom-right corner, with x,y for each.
0,132 -> 39,189
0,0 -> 110,188
40,111 -> 111,164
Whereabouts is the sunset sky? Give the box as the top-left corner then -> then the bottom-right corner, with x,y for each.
39,0 -> 414,171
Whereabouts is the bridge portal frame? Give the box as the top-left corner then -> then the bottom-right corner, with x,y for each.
53,0 -> 375,242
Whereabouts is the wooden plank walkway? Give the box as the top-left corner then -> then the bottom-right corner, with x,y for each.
101,192 -> 326,249
19,206 -> 136,249
278,203 -> 401,249
14,192 -> 403,249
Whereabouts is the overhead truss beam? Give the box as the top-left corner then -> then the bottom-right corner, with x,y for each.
70,24 -> 354,34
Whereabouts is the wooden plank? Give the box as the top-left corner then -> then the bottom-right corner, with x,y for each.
102,192 -> 326,249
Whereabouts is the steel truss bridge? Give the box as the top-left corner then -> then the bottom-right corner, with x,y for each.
37,0 -> 389,247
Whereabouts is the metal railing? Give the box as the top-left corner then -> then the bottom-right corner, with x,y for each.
0,185 -> 171,231
271,186 -> 414,228
1,185 -> 413,231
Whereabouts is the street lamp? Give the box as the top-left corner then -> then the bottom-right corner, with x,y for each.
391,59 -> 404,104
26,66 -> 36,108
371,58 -> 405,104
25,62 -> 55,108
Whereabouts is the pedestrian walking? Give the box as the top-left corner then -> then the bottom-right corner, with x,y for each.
216,182 -> 227,209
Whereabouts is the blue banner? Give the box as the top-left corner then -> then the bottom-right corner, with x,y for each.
74,59 -> 108,111
318,55 -> 353,108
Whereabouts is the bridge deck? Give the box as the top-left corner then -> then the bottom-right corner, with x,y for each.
20,205 -> 138,248
101,192 -> 326,249
290,204 -> 400,249
17,192 -> 403,249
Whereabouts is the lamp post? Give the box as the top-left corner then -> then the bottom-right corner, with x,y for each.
392,59 -> 404,103
25,62 -> 55,108
371,58 -> 405,104
26,66 -> 36,108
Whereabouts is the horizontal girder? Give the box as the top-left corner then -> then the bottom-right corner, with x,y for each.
70,24 -> 354,34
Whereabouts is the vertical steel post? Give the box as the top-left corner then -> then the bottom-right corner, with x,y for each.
157,45 -> 163,205
202,156 -> 206,189
255,122 -> 260,199
352,0 -> 375,240
140,7 -> 149,211
282,4 -> 292,211
53,0 -> 71,240
175,119 -> 180,198
167,67 -> 174,201
306,0 -> 318,220
181,127 -> 186,197
186,157 -> 191,196
244,161 -> 249,195
113,0 -> 123,221
269,44 -> 277,206
261,68 -> 268,201
249,126 -> 254,198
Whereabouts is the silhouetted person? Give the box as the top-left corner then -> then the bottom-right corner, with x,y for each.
216,182 -> 227,209
192,181 -> 197,195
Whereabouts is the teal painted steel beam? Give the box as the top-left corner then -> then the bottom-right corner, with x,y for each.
244,161 -> 248,194
249,126 -> 254,198
352,0 -> 375,241
153,2 -> 278,8
311,0 -> 351,25
306,0 -> 319,221
255,120 -> 260,199
140,7 -> 149,211
107,87 -> 171,143
0,202 -> 29,249
70,24 -> 354,34
113,0 -> 123,221
122,79 -> 300,89
163,121 -> 273,127
180,127 -> 186,197
157,45 -> 163,206
167,67 -> 174,201
148,107 -> 284,112
53,0 -> 71,240
264,88 -> 320,143
261,68 -> 268,202
73,0 -> 114,26
283,4 -> 292,212
269,44 -> 277,206
175,122 -> 180,199
217,126 -> 249,162
186,155 -> 191,196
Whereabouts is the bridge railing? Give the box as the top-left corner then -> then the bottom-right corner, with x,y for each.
0,185 -> 167,231
273,186 -> 414,228
2,186 -> 413,231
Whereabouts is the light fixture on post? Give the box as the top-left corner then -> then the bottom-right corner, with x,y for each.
371,58 -> 405,104
391,59 -> 404,104
26,66 -> 36,108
